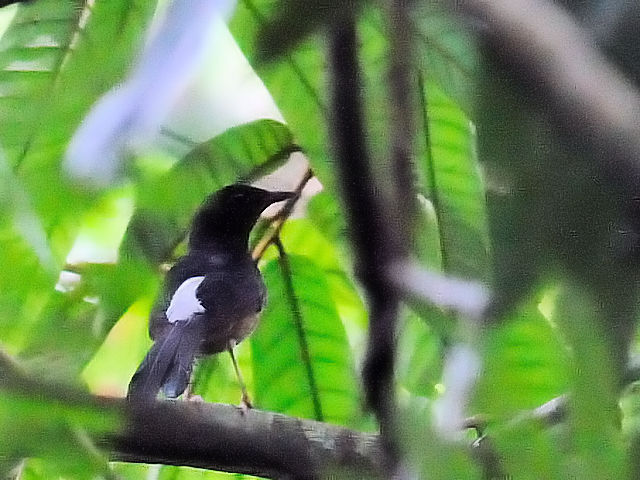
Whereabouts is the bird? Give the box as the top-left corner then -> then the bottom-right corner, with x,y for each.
127,183 -> 294,404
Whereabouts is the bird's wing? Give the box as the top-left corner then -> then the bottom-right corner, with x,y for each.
128,275 -> 207,402
166,275 -> 206,323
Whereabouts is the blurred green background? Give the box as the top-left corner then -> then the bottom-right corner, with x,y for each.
2,0 -> 640,478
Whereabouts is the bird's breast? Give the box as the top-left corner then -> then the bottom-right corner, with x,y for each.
199,312 -> 261,354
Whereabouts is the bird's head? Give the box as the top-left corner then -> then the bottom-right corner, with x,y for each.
189,184 -> 295,252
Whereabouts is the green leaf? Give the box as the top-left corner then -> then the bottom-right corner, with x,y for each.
272,217 -> 369,343
417,79 -> 489,280
488,418 -> 564,480
5,0 -> 158,264
470,298 -> 570,479
305,192 -> 347,248
0,218 -> 54,352
397,311 -> 443,398
415,5 -> 477,116
0,0 -> 83,167
251,255 -> 360,427
19,289 -> 99,382
231,0 -> 333,189
0,153 -> 56,351
122,119 -> 298,263
474,299 -> 569,418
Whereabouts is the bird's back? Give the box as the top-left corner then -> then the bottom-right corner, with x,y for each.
149,250 -> 266,354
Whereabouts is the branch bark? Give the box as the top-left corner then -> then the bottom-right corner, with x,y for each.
327,16 -> 405,476
0,351 -> 381,479
113,400 -> 381,479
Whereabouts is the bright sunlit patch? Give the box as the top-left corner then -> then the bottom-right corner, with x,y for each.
65,0 -> 238,185
25,34 -> 59,48
82,298 -> 153,397
4,59 -> 51,72
65,185 -> 135,265
538,287 -> 559,321
55,271 -> 82,293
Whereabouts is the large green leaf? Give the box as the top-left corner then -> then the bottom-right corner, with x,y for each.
474,300 -> 569,418
19,289 -> 99,382
0,0 -> 82,167
122,119 -> 297,263
415,5 -> 476,116
265,218 -> 369,348
471,299 -> 569,479
417,79 -> 489,280
0,217 -> 53,352
5,0 -> 157,264
0,152 -> 56,351
251,255 -> 360,427
231,0 -> 333,191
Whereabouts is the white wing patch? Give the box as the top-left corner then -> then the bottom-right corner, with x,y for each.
166,276 -> 206,323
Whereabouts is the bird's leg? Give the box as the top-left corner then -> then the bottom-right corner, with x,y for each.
228,340 -> 253,410
183,381 -> 203,403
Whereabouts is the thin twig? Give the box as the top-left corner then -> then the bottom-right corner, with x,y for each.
251,168 -> 313,260
463,356 -> 640,479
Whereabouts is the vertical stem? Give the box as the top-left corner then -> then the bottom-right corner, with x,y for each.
328,15 -> 406,476
386,0 -> 418,249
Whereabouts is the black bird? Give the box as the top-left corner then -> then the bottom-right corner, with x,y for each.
127,184 -> 294,403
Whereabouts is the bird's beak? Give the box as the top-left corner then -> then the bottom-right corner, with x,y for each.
266,190 -> 296,204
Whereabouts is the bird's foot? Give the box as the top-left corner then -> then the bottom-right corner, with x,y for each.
240,393 -> 253,414
187,394 -> 204,403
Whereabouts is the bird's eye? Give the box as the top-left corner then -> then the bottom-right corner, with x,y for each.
232,193 -> 245,200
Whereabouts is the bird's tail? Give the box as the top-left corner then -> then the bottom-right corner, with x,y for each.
127,317 -> 204,403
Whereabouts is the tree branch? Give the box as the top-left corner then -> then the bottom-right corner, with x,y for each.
0,343 -> 382,479
252,168 -> 314,260
113,400 -> 381,479
0,352 -> 382,480
327,16 -> 405,476
385,0 -> 418,247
